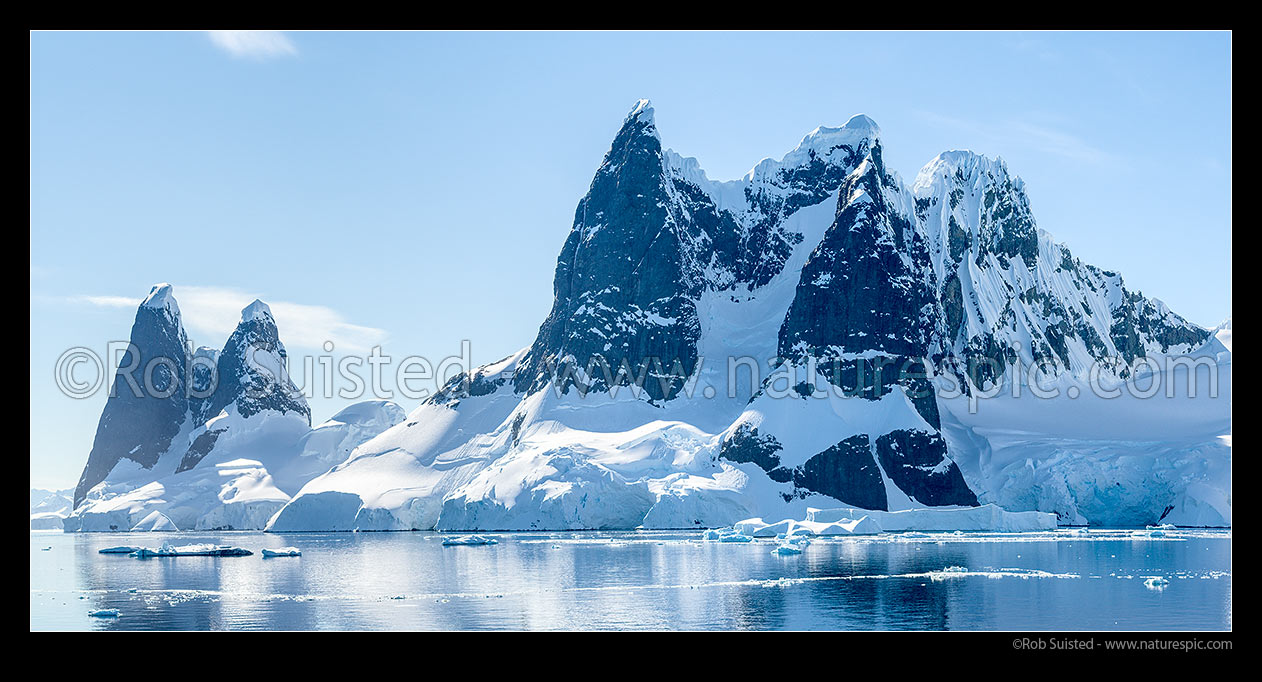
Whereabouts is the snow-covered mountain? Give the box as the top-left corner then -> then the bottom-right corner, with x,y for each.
265,101 -> 1229,532
73,284 -> 195,509
64,288 -> 404,531
913,151 -> 1207,389
30,488 -> 72,530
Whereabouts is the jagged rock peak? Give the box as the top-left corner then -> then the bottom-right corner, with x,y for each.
745,113 -> 881,184
625,98 -> 655,126
913,150 -> 1023,196
74,284 -> 194,508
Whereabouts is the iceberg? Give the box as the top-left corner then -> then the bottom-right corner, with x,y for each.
734,518 -> 794,538
131,542 -> 253,557
804,504 -> 1057,532
261,547 -> 302,558
440,535 -> 499,546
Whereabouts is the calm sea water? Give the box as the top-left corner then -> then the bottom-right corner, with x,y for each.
30,528 -> 1230,631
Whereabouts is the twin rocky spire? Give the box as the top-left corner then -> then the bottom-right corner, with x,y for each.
73,286 -> 309,507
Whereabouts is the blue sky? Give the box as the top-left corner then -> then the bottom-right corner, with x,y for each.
29,31 -> 1232,489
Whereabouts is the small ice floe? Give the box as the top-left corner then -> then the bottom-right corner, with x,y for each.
702,529 -> 722,540
261,547 -> 302,558
88,609 -> 120,618
441,535 -> 499,547
41,547 -> 52,551
717,533 -> 753,543
925,566 -> 971,581
778,534 -> 811,547
1143,576 -> 1170,591
99,546 -> 141,554
131,542 -> 253,558
771,543 -> 804,556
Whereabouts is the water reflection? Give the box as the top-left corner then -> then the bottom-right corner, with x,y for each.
29,529 -> 1231,631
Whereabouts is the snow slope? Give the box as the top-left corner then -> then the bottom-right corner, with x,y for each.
940,331 -> 1231,527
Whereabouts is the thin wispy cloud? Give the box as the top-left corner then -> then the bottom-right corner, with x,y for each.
73,295 -> 142,309
70,285 -> 387,353
915,111 -> 1115,166
206,31 -> 298,60
1006,121 -> 1112,165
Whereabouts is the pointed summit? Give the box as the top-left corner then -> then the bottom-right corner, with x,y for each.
177,300 -> 309,473
74,285 -> 194,508
140,282 -> 180,323
513,97 -> 703,401
242,299 -> 273,322
625,98 -> 654,125
190,298 -> 309,437
614,98 -> 659,142
141,282 -> 176,308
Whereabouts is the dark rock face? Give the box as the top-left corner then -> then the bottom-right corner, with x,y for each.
198,304 -> 308,425
176,427 -> 225,473
430,363 -> 511,406
792,435 -> 888,510
720,426 -> 888,510
1110,290 -> 1209,365
769,143 -> 976,509
189,346 -> 219,398
513,104 -> 881,404
177,302 -> 309,473
719,423 -> 784,472
74,287 -> 193,508
779,143 -> 939,362
875,429 -> 977,507
513,104 -> 703,402
737,138 -> 871,288
815,357 -> 941,429
511,103 -> 774,403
